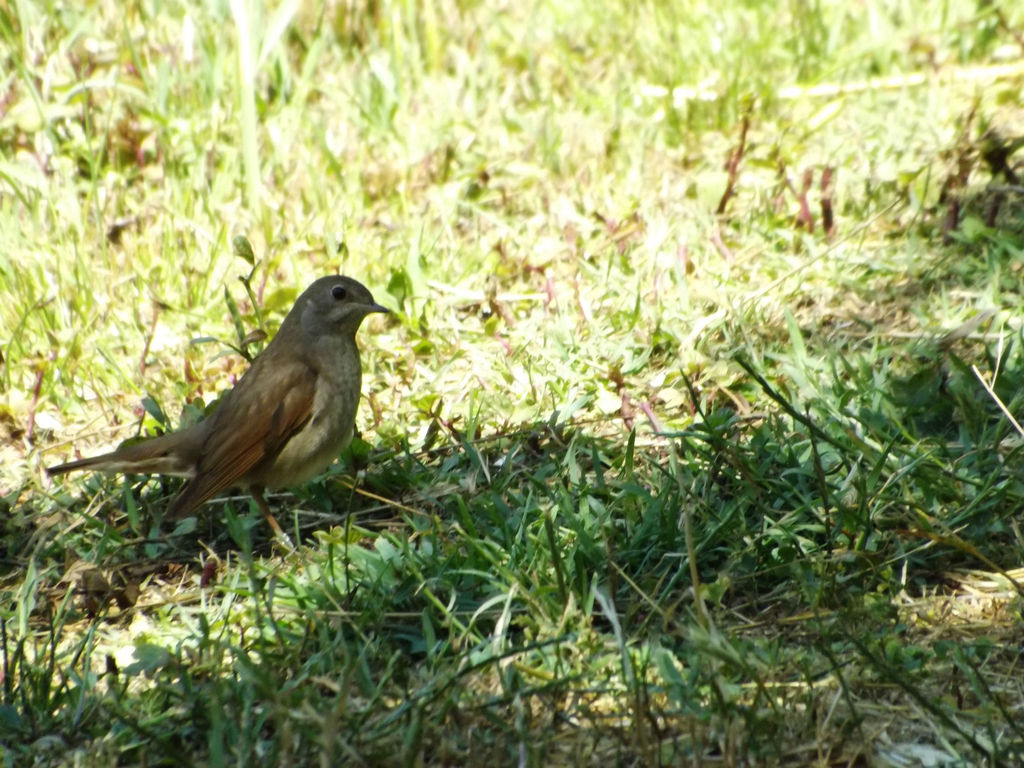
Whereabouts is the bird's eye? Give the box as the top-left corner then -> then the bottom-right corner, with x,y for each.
331,285 -> 347,300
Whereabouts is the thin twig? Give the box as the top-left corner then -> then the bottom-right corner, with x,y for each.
971,365 -> 1024,438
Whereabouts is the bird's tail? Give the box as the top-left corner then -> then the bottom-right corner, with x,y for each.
47,432 -> 196,478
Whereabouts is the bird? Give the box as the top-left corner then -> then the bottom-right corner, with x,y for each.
47,275 -> 389,540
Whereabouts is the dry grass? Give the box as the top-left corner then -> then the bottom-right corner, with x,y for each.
3,0 -> 1024,764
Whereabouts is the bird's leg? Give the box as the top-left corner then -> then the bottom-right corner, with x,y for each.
250,486 -> 294,549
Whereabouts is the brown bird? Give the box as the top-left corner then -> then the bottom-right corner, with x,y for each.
47,275 -> 389,540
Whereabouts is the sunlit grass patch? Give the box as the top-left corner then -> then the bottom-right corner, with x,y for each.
3,0 -> 1024,763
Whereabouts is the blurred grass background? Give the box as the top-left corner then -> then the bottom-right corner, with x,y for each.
2,0 -> 1024,764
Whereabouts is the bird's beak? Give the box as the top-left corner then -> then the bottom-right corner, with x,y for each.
367,303 -> 391,315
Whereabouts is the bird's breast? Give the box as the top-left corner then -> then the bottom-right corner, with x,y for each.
253,338 -> 363,489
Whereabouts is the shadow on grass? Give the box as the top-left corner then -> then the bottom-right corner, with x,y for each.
6,344 -> 1024,764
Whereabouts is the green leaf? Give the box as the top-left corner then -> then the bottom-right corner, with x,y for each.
223,286 -> 248,353
140,395 -> 170,428
232,235 -> 256,265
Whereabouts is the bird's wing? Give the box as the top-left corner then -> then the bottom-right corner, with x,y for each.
166,358 -> 316,518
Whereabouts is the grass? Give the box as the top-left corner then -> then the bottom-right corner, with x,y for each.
3,0 -> 1024,764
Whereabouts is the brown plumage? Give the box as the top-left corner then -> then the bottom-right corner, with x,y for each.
47,275 -> 389,537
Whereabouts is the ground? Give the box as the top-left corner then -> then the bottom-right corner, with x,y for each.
2,0 -> 1024,765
